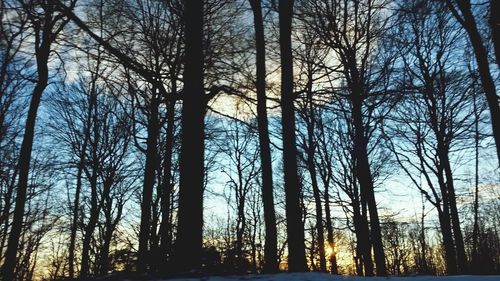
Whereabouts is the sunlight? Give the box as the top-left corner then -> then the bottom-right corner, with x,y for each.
325,245 -> 334,258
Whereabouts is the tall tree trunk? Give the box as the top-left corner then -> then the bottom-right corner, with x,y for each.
278,0 -> 307,272
309,159 -> 326,272
99,225 -> 113,275
68,112 -> 91,279
323,185 -> 338,274
249,0 -> 278,273
436,167 -> 458,275
137,98 -> 160,273
437,207 -> 457,275
159,98 -> 176,272
80,91 -> 101,278
1,40 -> 50,281
354,172 -> 374,277
489,0 -> 500,66
442,153 -> 467,273
172,0 -> 205,273
304,78 -> 326,272
351,99 -> 387,276
79,166 -> 99,277
419,195 -> 428,273
308,226 -> 317,271
448,0 -> 500,164
99,177 -> 121,276
68,181 -> 82,275
236,194 -> 246,273
471,93 -> 480,272
69,48 -> 101,278
352,194 -> 373,276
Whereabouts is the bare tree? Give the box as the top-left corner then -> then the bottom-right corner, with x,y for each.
248,0 -> 279,272
278,0 -> 307,272
171,0 -> 205,272
1,1 -> 74,280
445,0 -> 500,164
388,0 -> 481,273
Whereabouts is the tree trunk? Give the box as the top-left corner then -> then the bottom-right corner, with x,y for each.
442,152 -> 467,273
324,185 -> 338,274
99,225 -> 113,276
451,0 -> 500,164
351,99 -> 387,276
68,132 -> 89,278
68,48 -> 101,278
437,206 -> 457,275
249,0 -> 279,273
489,0 -> 500,66
137,97 -> 160,273
471,93 -> 480,272
304,78 -> 326,272
435,163 -> 458,275
309,160 -> 326,272
352,179 -> 374,276
171,0 -> 205,273
419,195 -> 428,273
80,92 -> 101,277
99,177 -> 121,276
159,98 -> 176,272
278,0 -> 307,272
236,194 -> 246,273
1,42 -> 50,281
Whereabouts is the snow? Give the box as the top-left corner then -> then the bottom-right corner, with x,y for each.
144,273 -> 500,281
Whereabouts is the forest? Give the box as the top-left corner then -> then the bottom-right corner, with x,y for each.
0,0 -> 499,280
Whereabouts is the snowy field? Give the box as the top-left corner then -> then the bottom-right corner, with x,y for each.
146,273 -> 500,281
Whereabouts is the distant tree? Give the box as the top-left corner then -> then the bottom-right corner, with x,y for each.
218,120 -> 260,273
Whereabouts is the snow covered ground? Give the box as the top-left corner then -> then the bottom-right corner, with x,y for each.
152,273 -> 500,281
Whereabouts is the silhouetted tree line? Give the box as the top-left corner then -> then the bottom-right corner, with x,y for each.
0,0 -> 499,280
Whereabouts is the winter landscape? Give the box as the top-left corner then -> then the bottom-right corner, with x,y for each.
0,0 -> 499,280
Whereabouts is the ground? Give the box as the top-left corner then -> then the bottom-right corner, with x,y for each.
123,273 -> 500,281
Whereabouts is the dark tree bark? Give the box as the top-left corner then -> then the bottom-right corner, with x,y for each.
302,75 -> 326,272
442,152 -> 467,273
437,207 -> 457,275
67,48 -> 102,278
137,96 -> 160,273
446,0 -> 500,164
323,187 -> 338,274
351,176 -> 374,276
1,42 -> 49,281
278,0 -> 307,272
68,149 -> 84,278
80,89 -> 101,278
351,95 -> 387,276
489,0 -> 500,66
171,0 -> 205,273
249,0 -> 278,273
435,152 -> 458,275
471,93 -> 480,272
316,117 -> 338,274
99,175 -> 124,276
1,3 -> 70,278
68,83 -> 93,279
159,97 -> 176,273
